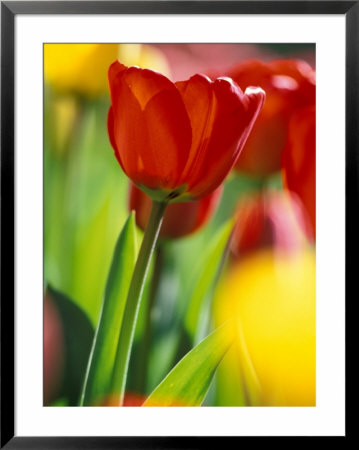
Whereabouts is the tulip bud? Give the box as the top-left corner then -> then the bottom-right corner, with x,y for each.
230,190 -> 314,258
129,183 -> 222,239
282,105 -> 316,237
227,59 -> 315,175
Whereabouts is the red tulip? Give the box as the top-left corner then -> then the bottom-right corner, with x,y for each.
226,59 -> 315,175
44,293 -> 65,405
108,61 -> 265,202
99,392 -> 146,407
129,183 -> 222,239
100,392 -> 187,406
282,105 -> 316,237
230,190 -> 313,258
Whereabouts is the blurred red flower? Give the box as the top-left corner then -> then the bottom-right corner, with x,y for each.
108,62 -> 265,202
282,105 -> 316,237
44,293 -> 65,405
227,59 -> 315,176
129,183 -> 222,239
100,392 -> 146,407
100,392 -> 187,406
230,189 -> 313,258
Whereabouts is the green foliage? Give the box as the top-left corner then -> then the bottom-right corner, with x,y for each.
44,99 -> 130,326
184,218 -> 234,343
144,321 -> 235,407
80,213 -> 138,406
47,286 -> 94,406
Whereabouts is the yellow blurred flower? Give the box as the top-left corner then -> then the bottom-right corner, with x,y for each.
118,44 -> 170,76
44,43 -> 170,98
47,96 -> 79,156
214,248 -> 316,406
44,44 -> 119,97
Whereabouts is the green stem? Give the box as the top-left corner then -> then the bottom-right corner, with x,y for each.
110,200 -> 167,405
137,245 -> 164,394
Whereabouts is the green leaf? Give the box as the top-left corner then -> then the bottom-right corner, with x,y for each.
80,213 -> 138,406
50,397 -> 69,407
184,219 -> 234,342
47,286 -> 94,406
143,321 -> 235,407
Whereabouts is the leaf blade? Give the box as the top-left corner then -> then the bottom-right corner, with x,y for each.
80,212 -> 138,406
143,321 -> 235,407
184,219 -> 234,342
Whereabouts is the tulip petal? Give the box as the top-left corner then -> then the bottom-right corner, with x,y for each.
178,74 -> 265,198
122,66 -> 179,110
176,74 -> 215,179
109,63 -> 152,184
109,78 -> 150,185
108,60 -> 128,105
192,83 -> 265,198
142,89 -> 192,189
107,107 -> 126,173
109,63 -> 192,190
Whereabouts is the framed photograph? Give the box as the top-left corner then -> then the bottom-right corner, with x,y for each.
1,1 -> 356,446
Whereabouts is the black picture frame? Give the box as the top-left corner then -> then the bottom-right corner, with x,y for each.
1,1 -> 356,447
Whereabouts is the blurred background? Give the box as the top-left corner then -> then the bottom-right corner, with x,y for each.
44,43 -> 316,407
